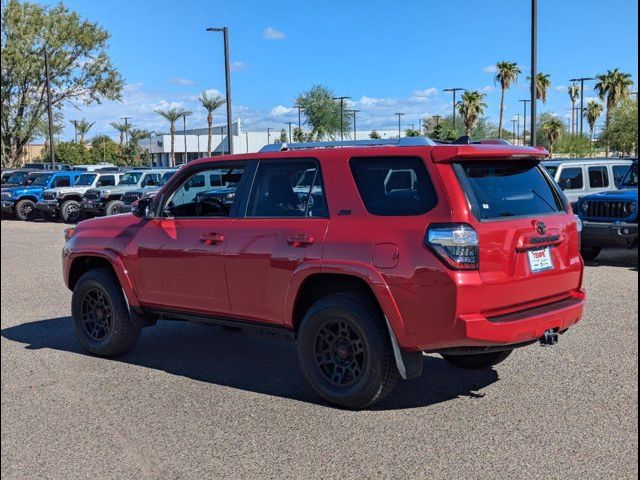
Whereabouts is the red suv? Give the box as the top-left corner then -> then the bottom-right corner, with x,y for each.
62,138 -> 585,409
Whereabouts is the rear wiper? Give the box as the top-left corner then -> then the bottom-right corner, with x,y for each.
499,212 -> 515,217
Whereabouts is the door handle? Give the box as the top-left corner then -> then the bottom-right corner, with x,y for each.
200,233 -> 225,245
287,233 -> 314,247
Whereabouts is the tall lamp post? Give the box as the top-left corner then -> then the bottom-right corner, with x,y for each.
569,76 -> 595,136
332,96 -> 350,141
44,49 -> 55,168
148,132 -> 155,167
286,122 -> 294,143
443,88 -> 465,130
530,0 -> 537,146
511,119 -> 518,143
519,99 -> 530,145
347,109 -> 360,140
71,120 -> 78,143
394,112 -> 405,138
267,127 -> 273,144
121,117 -> 132,144
294,104 -> 303,132
181,111 -> 192,164
206,27 -> 234,154
514,114 -> 521,145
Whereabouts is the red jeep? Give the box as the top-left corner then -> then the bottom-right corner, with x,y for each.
62,138 -> 585,409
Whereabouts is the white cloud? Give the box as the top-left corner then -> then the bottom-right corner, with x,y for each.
263,27 -> 286,40
482,85 -> 496,92
412,87 -> 438,98
168,77 -> 196,86
270,105 -> 292,117
230,61 -> 246,71
555,85 -> 568,92
483,64 -> 498,73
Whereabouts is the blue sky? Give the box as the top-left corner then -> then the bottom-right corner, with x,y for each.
41,0 -> 638,139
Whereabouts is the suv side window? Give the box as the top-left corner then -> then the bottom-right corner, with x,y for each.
588,166 -> 609,188
558,167 -> 583,190
97,175 -> 116,187
247,161 -> 326,218
165,167 -> 245,218
613,165 -> 629,187
53,175 -> 71,187
142,173 -> 161,187
349,156 -> 437,216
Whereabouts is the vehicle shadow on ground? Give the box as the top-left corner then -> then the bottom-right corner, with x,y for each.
1,317 -> 499,411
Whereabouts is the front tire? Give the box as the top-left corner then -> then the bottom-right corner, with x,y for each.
441,349 -> 513,370
581,246 -> 602,261
60,200 -> 81,223
105,200 -> 125,216
15,199 -> 36,221
297,293 -> 399,409
71,268 -> 140,357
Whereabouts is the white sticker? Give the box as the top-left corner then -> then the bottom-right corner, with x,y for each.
482,203 -> 490,209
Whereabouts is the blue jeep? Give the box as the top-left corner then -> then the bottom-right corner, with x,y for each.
1,171 -> 83,220
577,159 -> 638,260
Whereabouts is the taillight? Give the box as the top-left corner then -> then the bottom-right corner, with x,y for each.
426,223 -> 479,270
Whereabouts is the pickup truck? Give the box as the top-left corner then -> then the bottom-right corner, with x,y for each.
577,159 -> 638,260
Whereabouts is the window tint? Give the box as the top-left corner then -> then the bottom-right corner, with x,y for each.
165,167 -> 244,218
621,164 -> 638,188
97,175 -> 116,187
210,173 -> 224,187
558,167 -> 584,190
247,161 -> 327,218
350,157 -> 437,216
613,165 -> 630,187
544,165 -> 558,178
588,166 -> 609,188
457,160 -> 563,220
53,176 -> 71,187
142,173 -> 162,187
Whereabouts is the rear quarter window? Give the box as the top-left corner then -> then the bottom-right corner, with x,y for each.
349,156 -> 437,216
456,160 -> 564,220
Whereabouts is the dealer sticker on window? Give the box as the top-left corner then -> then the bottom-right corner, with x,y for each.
527,247 -> 554,273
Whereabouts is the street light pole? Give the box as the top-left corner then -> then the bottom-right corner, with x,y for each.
394,113 -> 405,138
71,120 -> 78,143
121,117 -> 132,144
286,122 -> 294,143
332,96 -> 350,141
294,104 -> 303,131
267,127 -> 273,144
443,88 -> 465,129
569,76 -> 595,136
512,119 -> 518,143
148,133 -> 154,167
519,99 -> 530,145
182,112 -> 191,163
530,0 -> 537,146
207,27 -> 234,154
514,114 -> 520,145
44,49 -> 55,168
347,109 -> 360,140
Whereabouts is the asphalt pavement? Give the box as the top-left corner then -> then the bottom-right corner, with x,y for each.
1,219 -> 638,479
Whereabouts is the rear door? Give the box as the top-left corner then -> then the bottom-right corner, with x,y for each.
453,159 -> 582,311
225,159 -> 329,325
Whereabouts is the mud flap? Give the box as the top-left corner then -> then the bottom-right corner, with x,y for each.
385,316 -> 423,380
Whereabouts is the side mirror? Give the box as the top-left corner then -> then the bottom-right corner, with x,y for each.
132,197 -> 152,218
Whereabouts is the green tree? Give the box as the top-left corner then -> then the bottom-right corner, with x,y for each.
599,98 -> 638,156
540,115 -> 565,157
295,85 -> 353,140
568,83 -> 580,133
404,128 -> 420,137
110,121 -> 130,147
369,130 -> 381,139
89,135 -> 122,164
292,127 -> 306,142
583,100 -> 604,148
457,91 -> 487,136
595,68 -> 634,156
75,119 -> 95,144
42,140 -> 88,165
199,90 -> 225,156
528,72 -> 552,103
1,0 -> 123,166
276,129 -> 288,143
554,135 -> 592,158
155,107 -> 191,166
495,61 -> 521,138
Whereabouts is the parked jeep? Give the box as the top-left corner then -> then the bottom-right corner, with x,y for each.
63,138 -> 585,409
2,171 -> 83,220
81,169 -> 175,217
1,169 -> 40,188
36,171 -> 124,223
117,170 -> 178,214
576,159 -> 638,260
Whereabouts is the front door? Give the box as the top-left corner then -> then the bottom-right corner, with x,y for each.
225,160 -> 329,325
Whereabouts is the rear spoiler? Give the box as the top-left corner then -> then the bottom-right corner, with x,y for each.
430,145 -> 549,163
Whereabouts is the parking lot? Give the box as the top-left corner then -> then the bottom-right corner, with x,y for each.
1,219 -> 637,479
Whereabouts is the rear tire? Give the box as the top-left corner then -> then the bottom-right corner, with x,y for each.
580,246 -> 601,261
60,200 -> 81,223
297,293 -> 399,409
71,268 -> 140,357
441,350 -> 513,370
15,199 -> 36,221
105,200 -> 125,216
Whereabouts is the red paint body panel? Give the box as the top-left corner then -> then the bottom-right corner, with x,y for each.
63,143 -> 585,353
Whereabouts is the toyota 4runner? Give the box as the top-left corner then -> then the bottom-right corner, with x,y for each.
63,138 -> 586,409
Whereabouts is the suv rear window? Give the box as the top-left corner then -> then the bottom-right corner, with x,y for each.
457,160 -> 564,220
349,157 -> 437,216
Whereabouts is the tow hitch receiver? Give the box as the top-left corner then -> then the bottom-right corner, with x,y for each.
540,329 -> 559,346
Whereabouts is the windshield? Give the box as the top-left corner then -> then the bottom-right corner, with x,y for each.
621,164 -> 638,188
118,172 -> 143,185
75,173 -> 97,186
6,171 -> 29,184
31,173 -> 53,187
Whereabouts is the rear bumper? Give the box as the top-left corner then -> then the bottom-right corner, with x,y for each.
582,220 -> 638,247
456,290 -> 585,346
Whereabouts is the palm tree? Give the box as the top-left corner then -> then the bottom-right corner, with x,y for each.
129,128 -> 151,144
527,72 -> 552,103
594,68 -> 634,156
155,107 -> 192,166
75,119 -> 95,145
457,90 -> 487,136
199,91 -> 225,156
541,117 -> 564,157
110,121 -> 130,147
583,101 -> 604,156
568,83 -> 580,134
495,61 -> 521,138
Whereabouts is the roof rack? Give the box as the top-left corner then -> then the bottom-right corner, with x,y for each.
259,136 -> 436,153
435,136 -> 513,146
